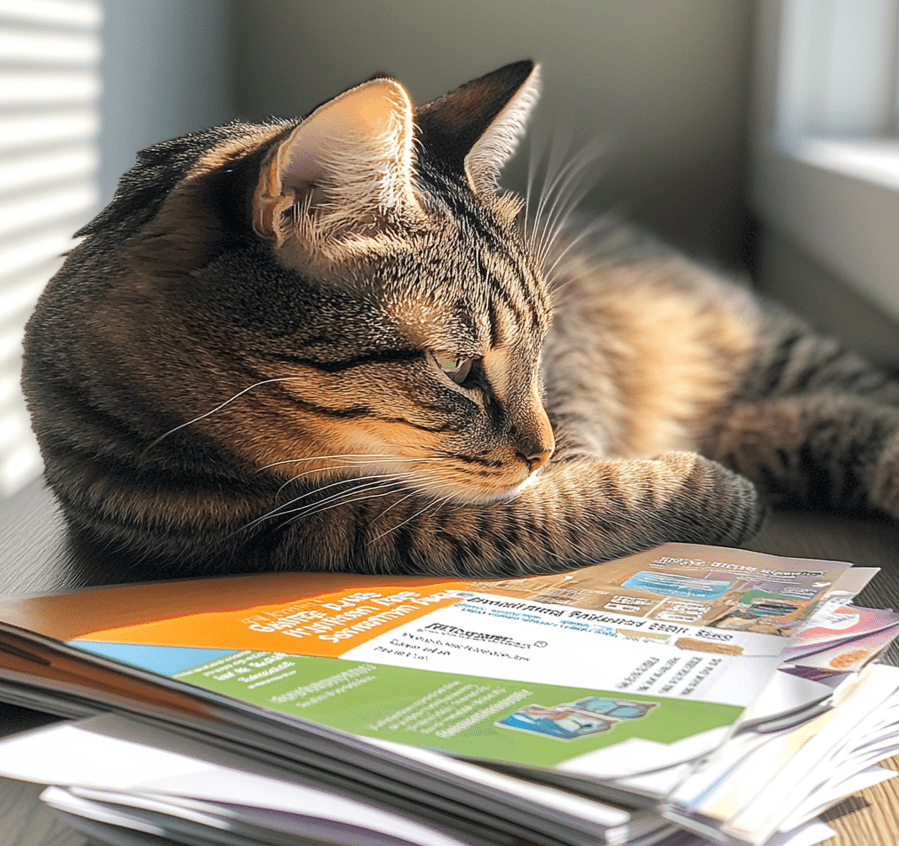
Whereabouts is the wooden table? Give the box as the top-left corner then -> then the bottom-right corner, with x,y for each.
1,479 -> 898,846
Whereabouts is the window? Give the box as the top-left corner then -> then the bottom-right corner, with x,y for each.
0,0 -> 101,496
753,0 -> 899,322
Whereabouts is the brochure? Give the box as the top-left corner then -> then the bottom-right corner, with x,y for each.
15,544 -> 851,775
0,542 -> 895,846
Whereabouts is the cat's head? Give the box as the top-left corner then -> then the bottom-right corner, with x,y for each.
28,61 -> 554,507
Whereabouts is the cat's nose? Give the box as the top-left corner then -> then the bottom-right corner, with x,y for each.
514,394 -> 555,473
519,444 -> 554,473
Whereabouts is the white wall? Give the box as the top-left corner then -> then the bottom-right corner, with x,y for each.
99,0 -> 232,203
229,0 -> 755,268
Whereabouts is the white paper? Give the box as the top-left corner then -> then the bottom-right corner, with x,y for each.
0,719 -> 476,846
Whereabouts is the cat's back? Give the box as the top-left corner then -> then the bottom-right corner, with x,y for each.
542,222 -> 763,458
21,120 -> 303,568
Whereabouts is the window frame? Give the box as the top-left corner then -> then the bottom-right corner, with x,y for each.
752,0 -> 899,323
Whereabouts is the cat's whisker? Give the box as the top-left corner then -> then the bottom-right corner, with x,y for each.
269,457 -> 444,495
367,488 -> 457,545
532,142 -> 605,269
531,169 -> 567,258
276,467 -> 451,522
291,464 -> 459,529
546,225 -> 635,295
242,472 -> 414,532
368,479 -> 457,526
530,142 -> 582,254
268,459 -> 435,493
259,454 -> 392,472
544,217 -> 610,285
275,466 -> 349,495
258,453 -> 433,471
524,126 -> 554,238
143,376 -> 300,454
524,133 -> 605,276
545,265 -> 595,298
273,461 -> 438,496
531,131 -> 575,229
545,221 -> 617,294
280,477 -> 421,528
368,489 -> 428,529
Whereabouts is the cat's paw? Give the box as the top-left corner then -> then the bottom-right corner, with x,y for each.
658,452 -> 767,547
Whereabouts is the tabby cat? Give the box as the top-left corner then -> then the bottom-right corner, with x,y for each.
22,61 -> 899,576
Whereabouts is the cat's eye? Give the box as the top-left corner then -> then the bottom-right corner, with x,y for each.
435,354 -> 474,385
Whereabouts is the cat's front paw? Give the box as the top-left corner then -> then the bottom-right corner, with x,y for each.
658,452 -> 767,547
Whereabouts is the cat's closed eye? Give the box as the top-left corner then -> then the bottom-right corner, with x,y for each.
435,354 -> 474,385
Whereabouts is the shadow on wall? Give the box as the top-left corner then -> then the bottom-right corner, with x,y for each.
228,0 -> 755,269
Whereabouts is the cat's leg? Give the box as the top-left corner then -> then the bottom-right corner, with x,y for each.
708,307 -> 899,519
711,393 -> 899,519
283,450 -> 764,576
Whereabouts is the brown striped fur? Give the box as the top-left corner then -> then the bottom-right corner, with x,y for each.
21,62 -> 899,576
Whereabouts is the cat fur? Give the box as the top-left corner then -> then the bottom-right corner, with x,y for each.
21,61 -> 899,576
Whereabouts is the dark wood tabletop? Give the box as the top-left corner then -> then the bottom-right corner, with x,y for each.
1,478 -> 898,846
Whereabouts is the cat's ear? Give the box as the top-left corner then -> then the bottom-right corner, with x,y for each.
416,61 -> 541,193
253,78 -> 422,247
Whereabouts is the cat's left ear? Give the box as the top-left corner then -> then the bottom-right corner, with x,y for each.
417,61 -> 541,193
253,77 -> 421,248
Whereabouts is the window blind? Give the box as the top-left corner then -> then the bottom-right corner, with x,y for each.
0,0 -> 101,496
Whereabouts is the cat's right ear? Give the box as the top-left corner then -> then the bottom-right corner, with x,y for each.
253,78 -> 422,251
416,61 -> 541,193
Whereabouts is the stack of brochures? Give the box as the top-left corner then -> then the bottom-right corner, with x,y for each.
0,542 -> 897,846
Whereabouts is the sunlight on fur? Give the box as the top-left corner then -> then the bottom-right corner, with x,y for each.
20,61 -> 899,576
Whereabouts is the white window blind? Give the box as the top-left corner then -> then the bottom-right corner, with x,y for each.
0,0 -> 101,497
